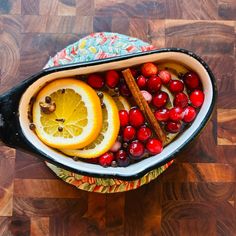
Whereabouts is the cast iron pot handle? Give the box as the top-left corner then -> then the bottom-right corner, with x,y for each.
0,81 -> 37,153
0,89 -> 23,149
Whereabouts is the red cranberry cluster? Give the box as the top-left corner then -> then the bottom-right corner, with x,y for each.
98,107 -> 163,167
132,63 -> 205,134
155,71 -> 204,133
87,69 -> 120,89
83,62 -> 205,168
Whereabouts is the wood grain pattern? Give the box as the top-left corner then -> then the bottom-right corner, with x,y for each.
15,151 -> 56,179
161,200 -> 235,220
129,18 -> 150,43
162,182 -> 235,201
149,19 -> 165,48
0,183 -> 14,217
84,193 -> 106,235
22,0 -> 39,15
58,0 -> 76,16
76,0 -> 94,16
13,197 -> 88,217
165,20 -> 235,56
203,55 -> 235,109
106,193 -> 125,236
162,163 -> 236,182
216,146 -> 236,164
112,17 -> 130,35
177,113 -> 218,163
179,219 -> 216,236
218,109 -> 236,145
8,215 -> 31,236
0,146 -> 15,217
200,0 -> 218,20
218,0 -> 236,20
0,0 -> 236,235
181,0 -> 201,19
0,16 -> 22,93
14,179 -> 85,198
95,0 -> 166,19
39,0 -> 58,16
31,217 -> 49,236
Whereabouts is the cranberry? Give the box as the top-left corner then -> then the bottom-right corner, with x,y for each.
169,107 -> 184,121
120,83 -> 131,97
137,126 -> 152,142
152,91 -> 168,108
169,79 -> 184,93
165,121 -> 181,133
85,157 -> 99,164
158,70 -> 171,84
141,62 -> 158,77
98,152 -> 114,167
174,92 -> 188,108
123,126 -> 136,141
87,74 -> 104,89
154,108 -> 170,122
146,138 -> 163,155
130,68 -> 137,77
183,72 -> 200,90
110,140 -> 122,152
183,106 -> 197,123
141,90 -> 152,103
190,90 -> 204,107
105,70 -> 120,88
119,110 -> 129,126
128,140 -> 145,158
129,108 -> 145,127
147,75 -> 162,93
115,150 -> 130,167
136,75 -> 147,89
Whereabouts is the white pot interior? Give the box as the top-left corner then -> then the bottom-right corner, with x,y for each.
19,51 -> 213,177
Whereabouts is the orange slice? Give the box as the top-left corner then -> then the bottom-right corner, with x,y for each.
61,92 -> 120,158
32,78 -> 102,149
113,95 -> 131,111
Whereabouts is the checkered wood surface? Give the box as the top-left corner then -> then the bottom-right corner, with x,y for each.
0,0 -> 236,235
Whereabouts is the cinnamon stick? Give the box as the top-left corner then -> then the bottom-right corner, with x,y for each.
122,69 -> 166,143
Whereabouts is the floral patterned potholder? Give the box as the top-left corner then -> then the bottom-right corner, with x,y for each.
45,32 -> 173,193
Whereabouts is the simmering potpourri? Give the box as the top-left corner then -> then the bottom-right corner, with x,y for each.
29,61 -> 204,168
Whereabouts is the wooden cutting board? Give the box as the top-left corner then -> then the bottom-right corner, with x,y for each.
0,0 -> 236,235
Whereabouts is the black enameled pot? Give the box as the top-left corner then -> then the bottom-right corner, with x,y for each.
0,49 -> 217,180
